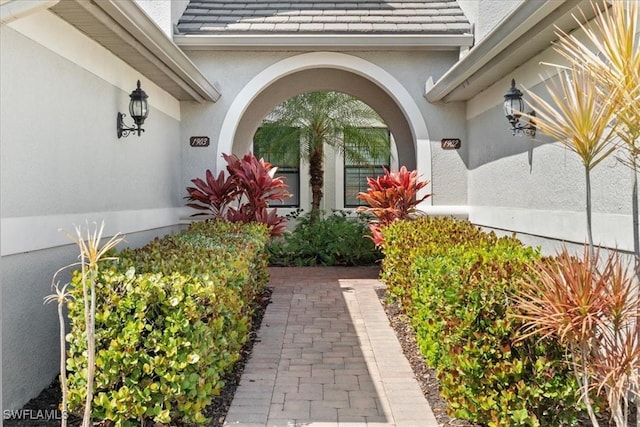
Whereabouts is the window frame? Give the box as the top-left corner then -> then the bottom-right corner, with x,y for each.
343,128 -> 391,208
253,126 -> 301,208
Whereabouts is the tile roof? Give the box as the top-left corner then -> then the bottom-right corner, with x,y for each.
177,1 -> 471,35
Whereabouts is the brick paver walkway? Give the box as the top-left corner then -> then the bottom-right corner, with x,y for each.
223,267 -> 438,427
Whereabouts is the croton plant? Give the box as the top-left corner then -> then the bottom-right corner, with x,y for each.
356,166 -> 430,246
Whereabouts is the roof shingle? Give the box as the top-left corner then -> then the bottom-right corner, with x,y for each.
177,0 -> 470,34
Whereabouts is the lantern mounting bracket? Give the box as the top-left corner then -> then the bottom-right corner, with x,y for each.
511,110 -> 536,137
117,112 -> 145,138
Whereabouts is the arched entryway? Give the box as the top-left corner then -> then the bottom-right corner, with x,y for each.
217,52 -> 432,207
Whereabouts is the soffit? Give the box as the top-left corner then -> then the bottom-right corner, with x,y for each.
426,0 -> 597,102
50,0 -> 220,103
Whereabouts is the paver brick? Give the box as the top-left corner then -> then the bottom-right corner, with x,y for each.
225,267 -> 438,427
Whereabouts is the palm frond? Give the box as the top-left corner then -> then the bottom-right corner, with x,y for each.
261,91 -> 389,162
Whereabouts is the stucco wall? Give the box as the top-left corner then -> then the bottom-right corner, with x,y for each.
133,0 -> 190,39
465,33 -> 637,253
1,10 -> 184,410
179,49 -> 469,214
457,0 -> 524,42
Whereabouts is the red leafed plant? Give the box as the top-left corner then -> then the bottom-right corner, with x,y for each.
356,166 -> 430,247
185,153 -> 291,236
185,169 -> 239,219
514,246 -> 640,427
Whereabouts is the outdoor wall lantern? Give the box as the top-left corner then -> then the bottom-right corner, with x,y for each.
503,79 -> 536,137
117,80 -> 149,138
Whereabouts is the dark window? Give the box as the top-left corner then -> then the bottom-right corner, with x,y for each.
344,128 -> 390,207
254,126 -> 300,207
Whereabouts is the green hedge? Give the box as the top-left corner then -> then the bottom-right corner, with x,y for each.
65,220 -> 269,426
381,217 -> 585,426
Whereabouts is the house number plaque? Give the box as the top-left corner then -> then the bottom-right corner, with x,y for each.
441,138 -> 461,150
190,136 -> 210,147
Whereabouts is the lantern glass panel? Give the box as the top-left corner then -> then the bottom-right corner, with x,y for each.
504,97 -> 523,121
129,99 -> 149,121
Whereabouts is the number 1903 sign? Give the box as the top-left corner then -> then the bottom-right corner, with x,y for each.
189,136 -> 210,147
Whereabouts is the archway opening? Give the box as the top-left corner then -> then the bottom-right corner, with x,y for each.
230,68 -> 417,171
216,52 -> 432,210
252,90 -> 399,214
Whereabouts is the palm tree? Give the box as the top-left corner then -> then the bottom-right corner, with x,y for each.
255,91 -> 392,222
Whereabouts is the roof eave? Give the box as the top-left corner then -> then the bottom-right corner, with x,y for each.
424,0 -> 588,103
51,0 -> 220,103
1,0 -> 61,24
174,33 -> 474,52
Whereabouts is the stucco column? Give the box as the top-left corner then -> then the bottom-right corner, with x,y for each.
415,138 -> 433,204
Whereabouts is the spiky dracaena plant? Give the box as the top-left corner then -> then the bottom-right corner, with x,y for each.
185,169 -> 239,219
515,247 -> 640,427
356,166 -> 430,247
57,222 -> 124,427
223,152 -> 291,231
525,66 -> 618,253
532,4 -> 640,423
550,0 -> 640,274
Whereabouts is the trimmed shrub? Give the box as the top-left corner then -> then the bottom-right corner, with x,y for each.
381,217 -> 586,426
118,220 -> 269,313
267,210 -> 381,266
65,220 -> 269,426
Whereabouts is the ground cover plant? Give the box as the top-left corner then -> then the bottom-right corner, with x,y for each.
57,220 -> 269,426
267,209 -> 381,266
380,217 -> 588,426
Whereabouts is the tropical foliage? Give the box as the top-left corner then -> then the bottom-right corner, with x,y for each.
517,2 -> 640,425
45,222 -> 124,427
185,152 -> 291,236
356,166 -> 430,247
256,91 -> 392,221
526,0 -> 639,255
267,210 -> 381,266
526,59 -> 618,250
515,247 -> 640,427
64,221 -> 269,425
380,217 -> 586,426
